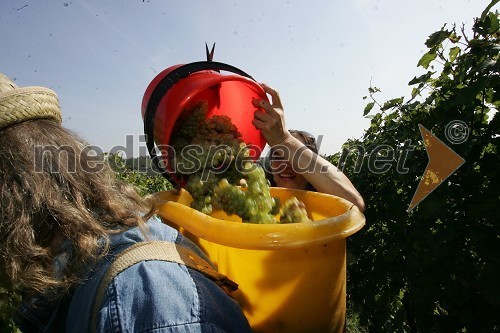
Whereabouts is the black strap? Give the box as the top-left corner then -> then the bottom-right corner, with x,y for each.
50,289 -> 74,332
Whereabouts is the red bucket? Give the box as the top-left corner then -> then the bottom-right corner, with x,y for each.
142,62 -> 268,185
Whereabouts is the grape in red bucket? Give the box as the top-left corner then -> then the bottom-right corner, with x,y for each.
170,101 -> 311,223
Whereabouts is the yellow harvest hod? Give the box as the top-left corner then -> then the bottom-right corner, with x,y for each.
154,187 -> 365,333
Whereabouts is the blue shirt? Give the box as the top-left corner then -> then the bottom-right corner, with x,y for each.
16,217 -> 252,333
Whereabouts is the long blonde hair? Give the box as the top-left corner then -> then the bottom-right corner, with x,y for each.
0,119 -> 149,298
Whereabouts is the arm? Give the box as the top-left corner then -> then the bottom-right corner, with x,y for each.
274,133 -> 365,211
252,84 -> 365,212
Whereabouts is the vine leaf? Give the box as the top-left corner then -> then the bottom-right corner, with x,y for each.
449,46 -> 461,62
363,102 -> 375,116
409,71 -> 433,85
425,29 -> 451,48
417,52 -> 437,69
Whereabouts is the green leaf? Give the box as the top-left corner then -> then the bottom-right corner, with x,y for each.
408,71 -> 433,85
368,86 -> 381,94
363,102 -> 375,116
417,52 -> 437,69
449,46 -> 461,62
478,59 -> 499,73
487,12 -> 499,33
381,97 -> 404,111
411,88 -> 420,99
425,29 -> 451,48
448,32 -> 461,43
481,0 -> 499,20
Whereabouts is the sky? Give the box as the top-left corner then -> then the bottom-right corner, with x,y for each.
1,0 -> 494,157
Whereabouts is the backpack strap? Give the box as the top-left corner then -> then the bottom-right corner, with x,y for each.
90,240 -> 238,333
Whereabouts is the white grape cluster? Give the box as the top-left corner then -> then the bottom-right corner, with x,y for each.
279,197 -> 311,223
170,101 -> 311,224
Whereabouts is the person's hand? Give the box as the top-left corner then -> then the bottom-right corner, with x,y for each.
252,83 -> 290,147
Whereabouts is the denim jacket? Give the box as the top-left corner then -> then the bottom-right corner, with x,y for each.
15,217 -> 252,333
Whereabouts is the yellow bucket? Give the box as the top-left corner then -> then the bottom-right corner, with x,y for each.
154,187 -> 365,333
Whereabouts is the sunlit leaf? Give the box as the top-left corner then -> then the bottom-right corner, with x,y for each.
487,12 -> 499,33
417,52 -> 437,69
408,71 -> 433,85
425,28 -> 451,48
449,46 -> 461,62
411,87 -> 420,99
363,102 -> 375,116
381,97 -> 404,111
448,31 -> 461,43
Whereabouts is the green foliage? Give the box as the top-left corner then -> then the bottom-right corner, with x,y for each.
346,306 -> 369,333
0,287 -> 21,333
334,5 -> 499,332
107,153 -> 173,196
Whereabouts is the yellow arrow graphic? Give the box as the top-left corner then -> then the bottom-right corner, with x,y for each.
408,124 -> 465,211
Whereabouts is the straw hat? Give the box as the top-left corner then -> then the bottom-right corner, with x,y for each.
0,73 -> 62,130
